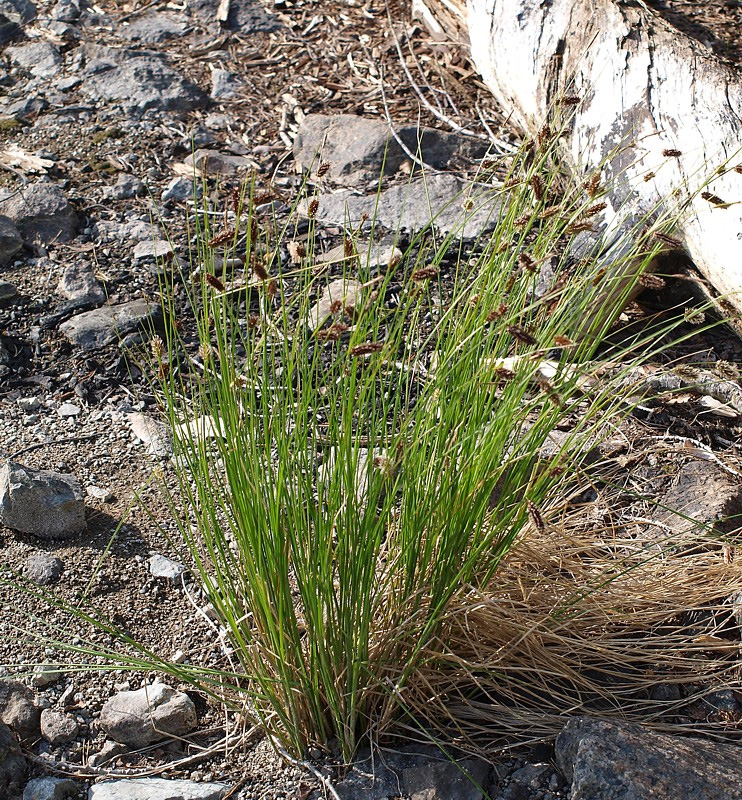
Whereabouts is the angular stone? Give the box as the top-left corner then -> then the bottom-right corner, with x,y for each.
132,240 -> 173,261
0,461 -> 86,539
210,69 -> 242,100
99,684 -> 197,747
119,12 -> 187,43
59,300 -> 162,351
305,174 -> 500,239
0,0 -> 36,24
81,49 -> 208,114
0,720 -> 26,797
294,114 -> 487,186
105,174 -> 146,201
0,215 -> 23,266
23,776 -> 78,800
0,280 -> 17,300
87,777 -> 228,800
183,149 -> 253,177
40,709 -> 78,745
307,278 -> 364,331
148,554 -> 186,582
23,552 -> 64,585
161,177 -> 198,204
57,263 -> 105,305
7,40 -> 61,79
0,681 -> 40,740
51,0 -> 80,22
127,412 -> 172,458
0,184 -> 78,245
556,717 -> 742,800
190,0 -> 279,32
403,759 -> 489,800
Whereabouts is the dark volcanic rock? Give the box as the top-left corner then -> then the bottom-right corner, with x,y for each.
0,183 -> 78,245
190,0 -> 279,32
0,721 -> 25,797
118,12 -> 187,43
0,215 -> 23,266
556,717 -> 742,800
80,48 -> 208,114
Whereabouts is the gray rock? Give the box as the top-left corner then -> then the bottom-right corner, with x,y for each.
40,709 -> 78,745
403,759 -> 490,800
57,402 -> 80,417
209,69 -> 242,100
183,149 -> 253,177
161,177 -> 198,204
0,280 -> 17,300
57,263 -> 105,305
23,552 -> 64,585
7,40 -> 61,79
119,12 -> 186,43
87,739 -> 129,768
0,461 -> 86,539
87,777 -> 229,800
0,95 -> 48,119
190,0 -> 278,32
307,278 -> 364,331
0,13 -> 20,43
51,0 -> 80,22
132,240 -> 173,261
148,554 -> 186,582
59,299 -> 162,351
0,0 -> 36,24
294,114 -> 487,186
0,721 -> 26,797
127,412 -> 172,458
0,215 -> 23,266
31,665 -> 63,687
556,717 -> 742,800
0,184 -> 78,245
306,174 -> 500,239
0,681 -> 40,740
105,174 -> 146,201
80,48 -> 208,114
23,776 -> 78,800
99,684 -> 197,747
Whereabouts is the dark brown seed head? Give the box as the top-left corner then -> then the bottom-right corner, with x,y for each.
307,197 -> 320,218
591,267 -> 608,286
539,204 -> 561,219
537,123 -> 551,148
317,162 -> 330,177
518,252 -> 537,273
252,259 -> 269,281
514,213 -> 531,229
583,202 -> 607,218
205,272 -> 226,291
252,190 -> 274,207
701,191 -> 725,205
248,313 -> 261,328
526,500 -> 546,534
412,267 -> 439,281
230,187 -> 240,215
683,307 -> 706,325
493,367 -> 516,381
350,342 -> 384,357
558,96 -> 580,106
553,334 -> 574,347
328,299 -> 343,315
507,324 -> 537,345
486,303 -> 509,322
266,279 -> 278,298
653,232 -> 683,249
530,174 -> 545,201
208,228 -> 235,247
565,220 -> 595,235
343,237 -> 355,258
481,158 -> 497,170
585,172 -> 601,197
735,165 -> 742,174
643,171 -> 656,182
638,273 -> 666,290
662,148 -> 682,157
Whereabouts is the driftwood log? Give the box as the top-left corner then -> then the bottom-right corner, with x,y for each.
415,0 -> 742,328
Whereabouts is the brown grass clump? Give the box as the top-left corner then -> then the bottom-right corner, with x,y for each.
404,512 -> 742,752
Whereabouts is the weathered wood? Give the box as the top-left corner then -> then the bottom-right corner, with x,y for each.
415,0 -> 742,326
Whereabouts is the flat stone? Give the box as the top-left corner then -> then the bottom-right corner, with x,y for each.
105,174 -> 146,201
305,174 -> 500,239
59,299 -> 162,351
57,402 -> 80,417
99,683 -> 197,747
40,709 -> 78,745
161,177 -> 198,204
190,0 -> 279,32
7,40 -> 61,79
307,278 -> 364,331
556,717 -> 742,800
0,720 -> 26,797
0,461 -> 86,539
148,554 -> 186,582
294,114 -> 487,186
23,776 -> 79,800
183,149 -> 253,176
80,48 -> 208,114
404,759 -> 489,800
51,0 -> 80,22
1,0 -> 37,24
119,12 -> 187,43
23,552 -> 64,585
57,263 -> 105,305
87,485 -> 112,501
127,412 -> 172,458
0,215 -> 23,265
87,777 -> 229,800
210,68 -> 242,100
0,680 -> 40,740
0,183 -> 78,245
132,240 -> 174,261
0,280 -> 17,300
31,664 -> 63,687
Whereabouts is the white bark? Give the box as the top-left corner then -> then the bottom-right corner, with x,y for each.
423,0 -> 742,321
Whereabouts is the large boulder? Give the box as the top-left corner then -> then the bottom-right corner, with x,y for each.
0,184 -> 78,245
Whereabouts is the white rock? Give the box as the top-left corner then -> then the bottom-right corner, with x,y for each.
57,403 -> 81,417
87,777 -> 228,800
127,413 -> 173,458
307,278 -> 364,331
148,554 -> 187,582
